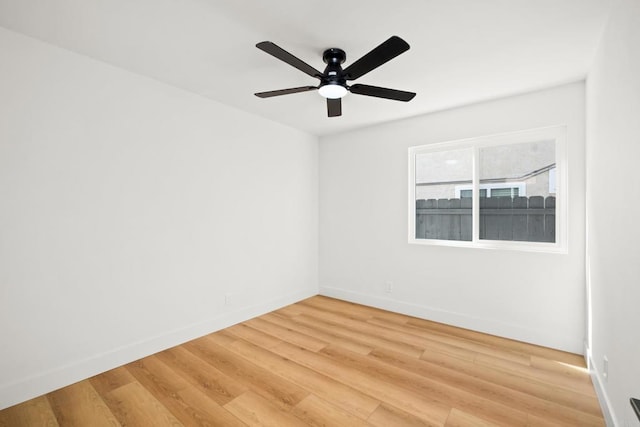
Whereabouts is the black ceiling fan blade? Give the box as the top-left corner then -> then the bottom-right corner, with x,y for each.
350,84 -> 416,101
255,86 -> 317,98
256,42 -> 323,79
327,98 -> 342,117
343,36 -> 410,81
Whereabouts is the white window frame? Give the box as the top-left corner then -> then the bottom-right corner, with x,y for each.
408,125 -> 568,253
548,167 -> 557,193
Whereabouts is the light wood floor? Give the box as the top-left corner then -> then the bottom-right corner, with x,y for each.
0,296 -> 604,426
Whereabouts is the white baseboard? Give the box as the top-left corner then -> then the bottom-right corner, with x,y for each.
319,286 -> 581,354
0,288 -> 317,410
585,347 -> 617,427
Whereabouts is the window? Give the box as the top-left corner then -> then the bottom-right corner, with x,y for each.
408,126 -> 567,252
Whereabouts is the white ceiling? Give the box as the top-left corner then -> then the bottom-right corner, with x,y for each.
0,0 -> 611,136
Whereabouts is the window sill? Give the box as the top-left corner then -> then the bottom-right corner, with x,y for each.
408,237 -> 568,254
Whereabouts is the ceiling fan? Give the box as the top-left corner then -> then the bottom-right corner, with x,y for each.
254,36 -> 416,118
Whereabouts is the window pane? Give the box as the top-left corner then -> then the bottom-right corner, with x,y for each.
460,189 -> 472,198
491,187 -> 519,198
479,140 -> 556,242
415,148 -> 473,241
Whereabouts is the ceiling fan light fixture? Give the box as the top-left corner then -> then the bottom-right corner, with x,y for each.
318,83 -> 348,99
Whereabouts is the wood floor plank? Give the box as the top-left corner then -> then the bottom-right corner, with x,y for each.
224,391 -> 308,427
184,336 -> 310,409
320,344 -> 528,427
527,412 -> 595,427
243,317 -> 328,352
89,366 -> 136,396
155,346 -> 247,406
445,408 -> 500,427
0,295 -> 605,426
125,355 -> 190,398
367,403 -> 439,427
204,329 -> 238,347
292,394 -> 371,427
418,345 -> 603,417
160,386 -> 247,427
302,296 -> 414,325
262,311 -> 374,355
529,355 -> 592,380
371,347 -> 605,426
270,341 -> 451,425
367,316 -> 531,365
293,313 -> 424,358
105,381 -> 181,426
221,336 -> 381,420
369,318 -> 479,362
406,317 -> 585,366
225,323 -> 283,349
273,304 -> 306,317
475,352 -> 597,396
47,381 -> 120,427
293,303 -> 436,354
0,396 -> 60,427
122,355 -> 246,426
298,296 -> 375,321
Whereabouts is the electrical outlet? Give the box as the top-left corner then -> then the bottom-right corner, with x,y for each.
385,281 -> 393,293
603,355 -> 609,382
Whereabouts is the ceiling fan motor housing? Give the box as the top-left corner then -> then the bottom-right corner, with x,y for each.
323,48 -> 346,65
322,48 -> 347,87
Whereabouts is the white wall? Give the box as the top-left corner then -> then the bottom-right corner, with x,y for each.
586,0 -> 640,424
0,27 -> 318,409
319,82 -> 586,353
